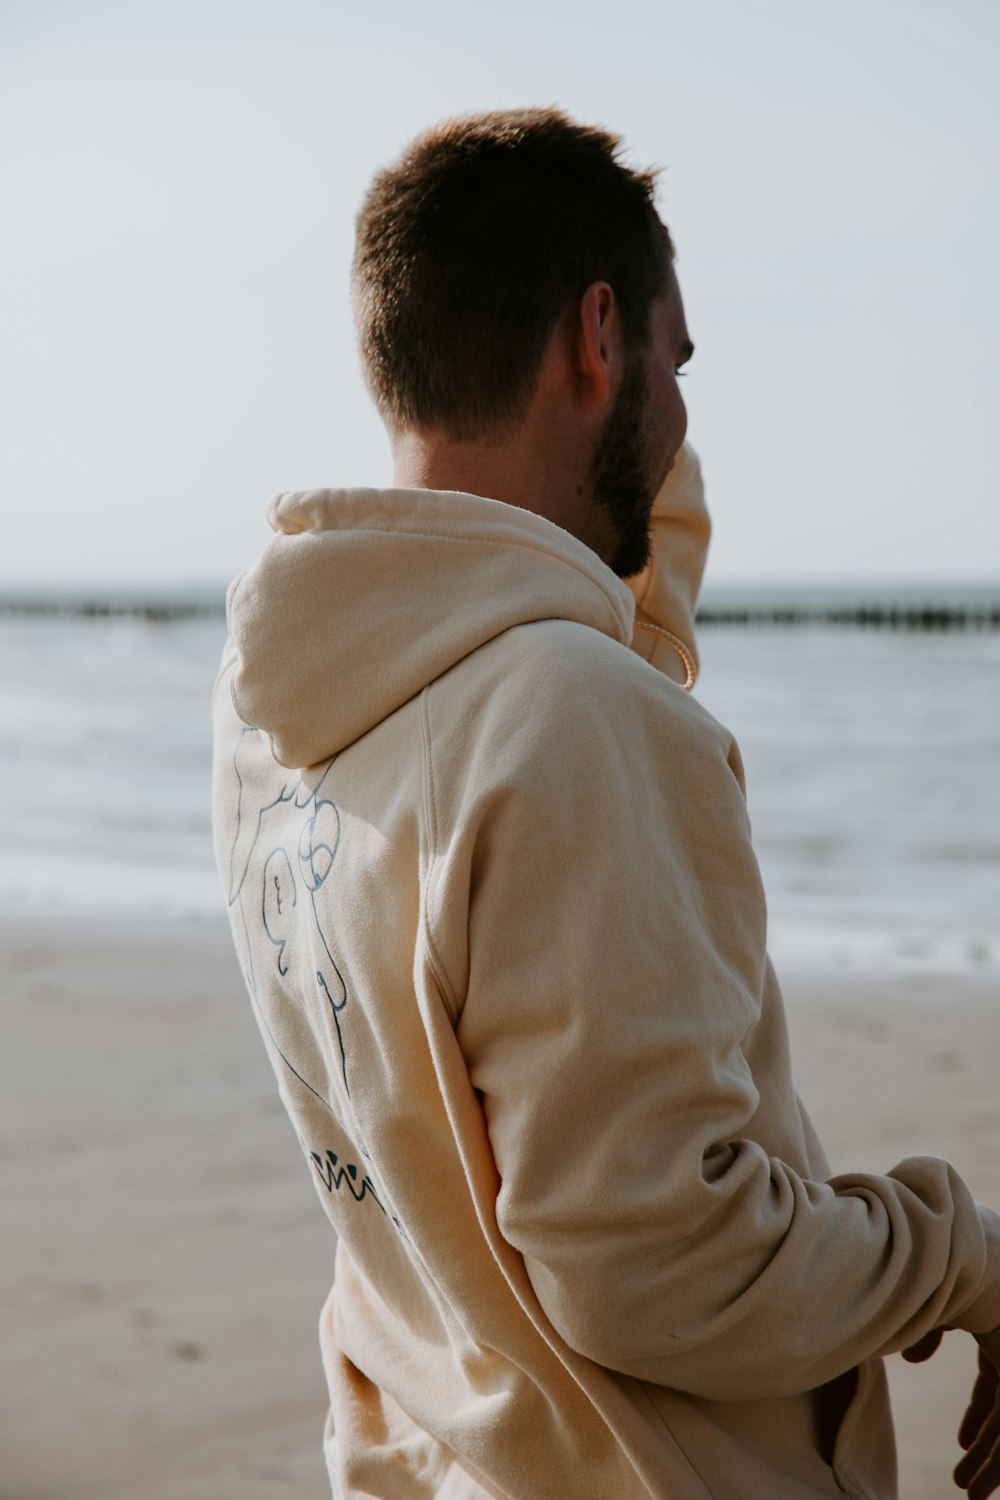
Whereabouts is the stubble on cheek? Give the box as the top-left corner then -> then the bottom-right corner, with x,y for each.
587,362 -> 657,579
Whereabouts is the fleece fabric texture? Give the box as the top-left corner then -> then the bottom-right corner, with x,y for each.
211,442 -> 1000,1500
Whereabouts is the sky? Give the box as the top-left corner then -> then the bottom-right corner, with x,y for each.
2,0 -> 998,586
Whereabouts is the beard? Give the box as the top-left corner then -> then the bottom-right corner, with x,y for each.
586,355 -> 657,579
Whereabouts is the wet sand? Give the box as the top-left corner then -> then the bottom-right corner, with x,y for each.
3,918 -> 997,1499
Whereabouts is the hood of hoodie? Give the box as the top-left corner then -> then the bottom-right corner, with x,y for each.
227,441 -> 708,770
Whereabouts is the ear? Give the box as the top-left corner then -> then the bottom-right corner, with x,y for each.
574,281 -> 620,408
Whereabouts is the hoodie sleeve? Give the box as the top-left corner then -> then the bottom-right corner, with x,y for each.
626,440 -> 710,686
446,643 -> 1000,1403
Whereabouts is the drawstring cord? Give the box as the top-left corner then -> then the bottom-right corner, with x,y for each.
632,620 -> 697,692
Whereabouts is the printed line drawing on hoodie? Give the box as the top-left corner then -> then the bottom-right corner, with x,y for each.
227,725 -> 350,1102
309,1147 -> 387,1212
227,725 -> 406,1238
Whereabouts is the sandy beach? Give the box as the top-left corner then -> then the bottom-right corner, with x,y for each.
2,917 -> 332,1500
2,915 -> 997,1499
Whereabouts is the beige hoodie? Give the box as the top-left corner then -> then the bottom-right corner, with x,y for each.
211,444 -> 1000,1500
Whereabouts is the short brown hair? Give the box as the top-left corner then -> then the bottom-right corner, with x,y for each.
352,107 -> 673,441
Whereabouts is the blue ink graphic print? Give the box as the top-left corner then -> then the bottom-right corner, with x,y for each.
227,727 -> 350,1102
225,725 -> 403,1236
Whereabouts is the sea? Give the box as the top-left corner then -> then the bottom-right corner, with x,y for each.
1,582 -> 997,981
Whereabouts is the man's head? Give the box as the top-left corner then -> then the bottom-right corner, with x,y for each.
352,107 -> 693,577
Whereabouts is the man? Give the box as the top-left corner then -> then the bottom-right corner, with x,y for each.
212,108 -> 1000,1498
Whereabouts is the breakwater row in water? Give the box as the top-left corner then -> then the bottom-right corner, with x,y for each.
0,585 -> 998,629
695,603 -> 1000,630
0,588 -> 227,623
695,582 -> 1000,628
0,597 -> 226,622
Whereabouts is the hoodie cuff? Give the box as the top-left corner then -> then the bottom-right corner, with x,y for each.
954,1205 -> 1000,1335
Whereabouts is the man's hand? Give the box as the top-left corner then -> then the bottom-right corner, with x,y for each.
900,1326 -> 1000,1497
953,1328 -> 1000,1500
900,1328 -> 946,1364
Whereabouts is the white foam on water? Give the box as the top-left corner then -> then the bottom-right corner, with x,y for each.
1,615 -> 997,974
767,918 -> 997,979
0,849 -> 223,921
